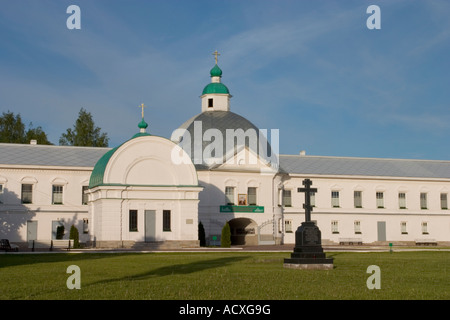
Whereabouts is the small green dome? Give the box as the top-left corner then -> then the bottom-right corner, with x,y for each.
210,64 -> 222,77
202,83 -> 230,95
138,118 -> 148,129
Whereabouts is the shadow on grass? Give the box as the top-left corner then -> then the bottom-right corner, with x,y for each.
0,252 -> 142,269
87,255 -> 250,287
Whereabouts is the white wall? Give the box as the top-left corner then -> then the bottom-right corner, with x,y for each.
0,166 -> 92,242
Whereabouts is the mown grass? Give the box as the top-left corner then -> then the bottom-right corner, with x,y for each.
0,251 -> 448,300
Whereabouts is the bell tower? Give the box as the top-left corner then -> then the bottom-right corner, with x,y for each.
201,51 -> 232,112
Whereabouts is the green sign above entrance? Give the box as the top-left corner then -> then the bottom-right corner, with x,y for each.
220,205 -> 264,213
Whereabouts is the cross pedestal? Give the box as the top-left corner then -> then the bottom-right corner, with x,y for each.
284,179 -> 334,270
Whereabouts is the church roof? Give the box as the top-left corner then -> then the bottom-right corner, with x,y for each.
177,110 -> 272,167
0,143 -> 449,180
279,154 -> 450,179
0,143 -> 110,168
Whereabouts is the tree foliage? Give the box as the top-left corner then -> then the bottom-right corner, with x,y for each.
59,108 -> 109,147
69,225 -> 80,249
198,221 -> 206,247
221,221 -> 231,248
0,110 -> 52,144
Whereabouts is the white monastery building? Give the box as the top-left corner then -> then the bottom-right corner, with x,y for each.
1,56 -> 449,248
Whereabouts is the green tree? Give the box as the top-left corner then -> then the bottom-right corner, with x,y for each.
59,108 -> 109,147
0,111 -> 52,144
69,225 -> 80,249
221,221 -> 231,248
25,123 -> 52,145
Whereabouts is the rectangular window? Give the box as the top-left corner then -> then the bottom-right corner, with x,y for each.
82,186 -> 89,205
21,184 -> 33,204
310,192 -> 316,207
208,98 -> 213,108
398,192 -> 406,209
331,220 -> 339,234
163,210 -> 171,232
421,222 -> 428,235
354,191 -> 362,208
376,192 -> 384,208
283,190 -> 292,207
83,218 -> 89,234
247,187 -> 257,205
285,220 -> 293,233
354,220 -> 361,234
225,187 -> 235,205
0,184 -> 3,204
420,193 -> 427,209
129,210 -> 138,232
52,185 -> 63,204
401,221 -> 407,234
331,191 -> 340,208
441,193 -> 448,210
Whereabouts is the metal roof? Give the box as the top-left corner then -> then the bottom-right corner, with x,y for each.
1,143 -> 449,180
0,143 -> 110,168
279,155 -> 450,179
177,110 -> 272,167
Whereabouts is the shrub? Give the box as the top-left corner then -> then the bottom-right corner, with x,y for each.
56,225 -> 65,240
198,221 -> 206,247
221,221 -> 231,248
69,225 -> 80,248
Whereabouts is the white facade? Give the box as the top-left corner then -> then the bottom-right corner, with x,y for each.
281,174 -> 450,245
0,163 -> 92,243
86,134 -> 202,248
0,61 -> 449,248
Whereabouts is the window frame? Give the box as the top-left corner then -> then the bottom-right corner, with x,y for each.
129,210 -> 138,232
398,192 -> 407,209
354,191 -> 362,208
331,191 -> 340,208
331,220 -> 339,234
163,210 -> 171,232
440,193 -> 447,210
376,192 -> 384,208
52,185 -> 64,205
21,184 -> 33,204
420,193 -> 427,210
225,186 -> 235,205
247,187 -> 257,206
82,186 -> 89,205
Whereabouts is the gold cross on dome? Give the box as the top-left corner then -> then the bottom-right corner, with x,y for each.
138,103 -> 146,118
212,50 -> 220,64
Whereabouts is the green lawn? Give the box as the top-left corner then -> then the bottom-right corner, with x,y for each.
0,251 -> 448,300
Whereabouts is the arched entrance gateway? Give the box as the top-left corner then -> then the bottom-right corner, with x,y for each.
228,218 -> 258,245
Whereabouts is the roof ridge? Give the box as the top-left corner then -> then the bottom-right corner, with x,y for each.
279,154 -> 450,163
0,142 -> 112,151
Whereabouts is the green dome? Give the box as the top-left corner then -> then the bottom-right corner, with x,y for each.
210,64 -> 222,77
89,131 -> 150,188
202,82 -> 230,95
138,118 -> 148,129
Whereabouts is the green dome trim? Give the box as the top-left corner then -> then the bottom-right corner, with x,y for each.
202,82 -> 230,95
89,147 -> 118,188
89,132 -> 151,188
131,132 -> 151,139
210,64 -> 222,77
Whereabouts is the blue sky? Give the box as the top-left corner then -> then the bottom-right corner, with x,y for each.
1,0 -> 449,160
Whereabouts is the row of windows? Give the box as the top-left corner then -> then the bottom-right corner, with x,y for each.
280,189 -> 449,210
129,210 -> 171,232
283,220 -> 432,235
0,184 -> 89,205
225,187 -> 257,206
